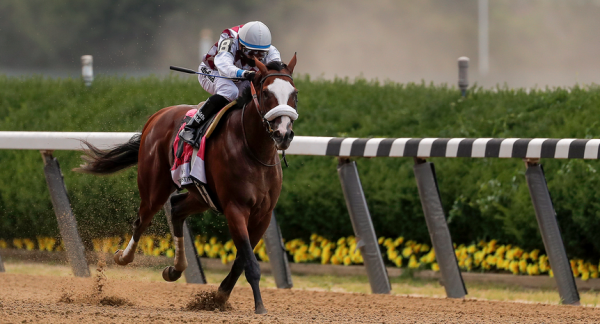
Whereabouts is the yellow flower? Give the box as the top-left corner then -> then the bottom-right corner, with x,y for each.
166,249 -> 174,258
571,260 -> 579,277
509,261 -> 519,274
311,247 -> 322,258
227,254 -> 235,263
337,237 -> 346,246
495,257 -> 505,270
388,249 -> 399,260
383,238 -> 393,247
527,263 -> 539,276
330,256 -> 342,265
529,249 -> 540,261
494,245 -> 506,258
519,260 -> 527,273
412,244 -> 422,254
582,271 -> 590,281
23,239 -> 35,251
393,237 -> 404,247
321,248 -> 331,264
224,240 -> 234,251
408,255 -> 420,269
378,237 -> 385,244
343,256 -> 352,266
393,256 -> 402,267
351,253 -> 363,264
209,237 -> 217,245
402,247 -> 413,258
432,263 -> 440,272
465,257 -> 473,271
467,244 -> 476,254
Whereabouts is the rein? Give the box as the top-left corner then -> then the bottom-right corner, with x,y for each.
242,73 -> 295,167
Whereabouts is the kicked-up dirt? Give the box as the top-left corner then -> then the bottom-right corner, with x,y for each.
1,272 -> 599,323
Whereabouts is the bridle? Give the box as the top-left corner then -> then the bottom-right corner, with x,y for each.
241,72 -> 296,167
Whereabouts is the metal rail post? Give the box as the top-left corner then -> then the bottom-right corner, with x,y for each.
413,158 -> 467,298
41,151 -> 90,277
525,160 -> 580,305
458,57 -> 469,97
263,211 -> 293,288
337,157 -> 391,294
163,195 -> 206,284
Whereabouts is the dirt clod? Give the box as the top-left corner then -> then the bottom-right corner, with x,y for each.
185,291 -> 232,312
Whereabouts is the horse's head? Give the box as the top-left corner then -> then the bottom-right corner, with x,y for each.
251,54 -> 298,151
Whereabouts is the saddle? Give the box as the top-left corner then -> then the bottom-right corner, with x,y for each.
171,100 -> 237,214
176,100 -> 237,158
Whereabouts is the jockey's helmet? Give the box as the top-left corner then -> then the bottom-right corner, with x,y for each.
239,21 -> 271,60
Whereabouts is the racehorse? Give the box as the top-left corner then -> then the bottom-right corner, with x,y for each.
74,55 -> 298,314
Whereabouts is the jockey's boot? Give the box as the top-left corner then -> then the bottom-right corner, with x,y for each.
179,94 -> 229,146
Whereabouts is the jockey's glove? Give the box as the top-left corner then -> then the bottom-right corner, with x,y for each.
242,70 -> 256,81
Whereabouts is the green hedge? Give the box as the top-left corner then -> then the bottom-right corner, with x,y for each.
2,74 -> 600,259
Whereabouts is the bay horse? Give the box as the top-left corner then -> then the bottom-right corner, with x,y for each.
75,55 -> 298,314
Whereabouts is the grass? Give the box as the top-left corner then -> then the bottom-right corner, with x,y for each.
5,260 -> 600,307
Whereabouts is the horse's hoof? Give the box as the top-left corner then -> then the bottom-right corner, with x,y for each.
162,266 -> 183,282
113,250 -> 129,266
255,306 -> 268,315
215,290 -> 229,305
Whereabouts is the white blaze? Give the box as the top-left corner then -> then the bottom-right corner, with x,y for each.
277,116 -> 291,135
267,78 -> 295,133
267,78 -> 295,106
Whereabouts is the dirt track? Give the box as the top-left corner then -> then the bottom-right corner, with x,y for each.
1,272 -> 599,323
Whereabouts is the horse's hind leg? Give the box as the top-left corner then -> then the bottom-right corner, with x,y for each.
162,190 -> 208,282
114,167 -> 175,265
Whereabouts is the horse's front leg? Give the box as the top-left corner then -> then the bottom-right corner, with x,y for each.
217,206 -> 270,314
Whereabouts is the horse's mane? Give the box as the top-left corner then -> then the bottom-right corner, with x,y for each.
233,61 -> 289,110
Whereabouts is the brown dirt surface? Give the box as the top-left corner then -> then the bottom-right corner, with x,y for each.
1,273 -> 599,323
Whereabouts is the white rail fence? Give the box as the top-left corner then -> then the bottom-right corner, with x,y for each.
0,131 -> 594,303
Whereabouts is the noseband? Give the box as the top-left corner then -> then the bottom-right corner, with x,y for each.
242,72 -> 296,167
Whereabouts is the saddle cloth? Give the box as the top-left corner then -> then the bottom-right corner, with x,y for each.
170,100 -> 237,213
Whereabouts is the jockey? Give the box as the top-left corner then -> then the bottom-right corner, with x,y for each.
179,21 -> 282,145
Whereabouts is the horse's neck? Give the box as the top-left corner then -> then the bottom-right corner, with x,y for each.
242,102 -> 278,164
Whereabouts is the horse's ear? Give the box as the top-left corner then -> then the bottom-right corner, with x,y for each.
254,58 -> 268,76
287,53 -> 297,74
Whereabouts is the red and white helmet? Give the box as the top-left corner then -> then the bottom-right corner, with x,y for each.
238,21 -> 271,50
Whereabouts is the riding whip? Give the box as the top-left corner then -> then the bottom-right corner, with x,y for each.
169,66 -> 246,80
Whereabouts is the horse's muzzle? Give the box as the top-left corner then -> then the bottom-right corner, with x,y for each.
274,129 -> 294,151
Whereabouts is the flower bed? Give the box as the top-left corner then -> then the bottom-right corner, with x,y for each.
1,235 -> 597,281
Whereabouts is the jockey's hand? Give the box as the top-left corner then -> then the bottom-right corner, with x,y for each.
242,70 -> 256,81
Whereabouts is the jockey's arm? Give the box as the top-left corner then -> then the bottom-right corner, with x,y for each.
214,45 -> 240,79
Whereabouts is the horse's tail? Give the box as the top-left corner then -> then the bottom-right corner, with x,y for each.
73,133 -> 142,175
